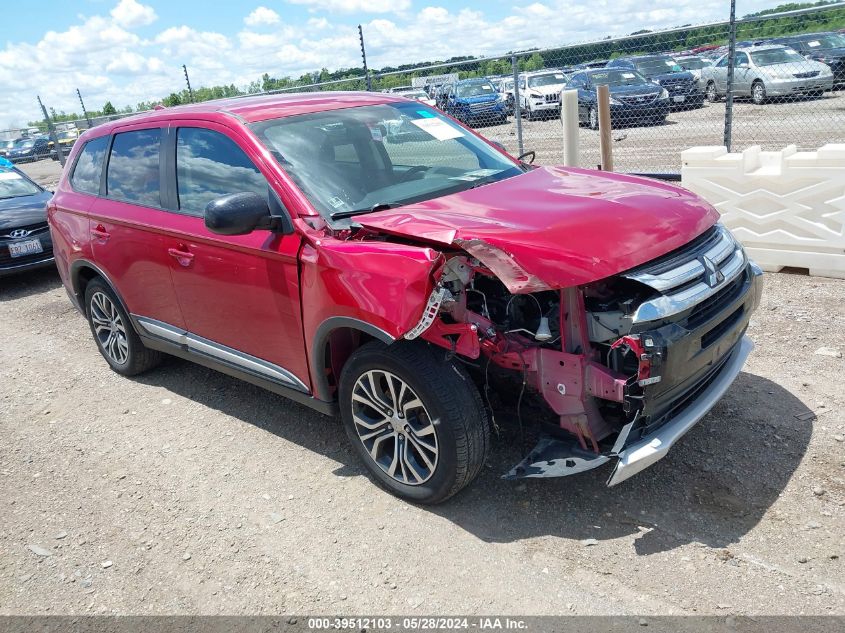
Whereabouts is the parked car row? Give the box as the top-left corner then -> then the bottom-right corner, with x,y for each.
0,127 -> 79,163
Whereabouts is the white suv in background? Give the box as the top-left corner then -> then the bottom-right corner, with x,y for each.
519,70 -> 569,120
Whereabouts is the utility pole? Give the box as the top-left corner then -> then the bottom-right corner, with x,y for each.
183,64 -> 195,103
76,88 -> 92,128
37,96 -> 64,167
358,25 -> 372,91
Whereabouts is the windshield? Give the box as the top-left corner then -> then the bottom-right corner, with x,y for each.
250,101 -> 521,221
751,48 -> 805,66
455,81 -> 495,97
58,131 -> 76,140
0,170 -> 41,199
800,34 -> 845,49
528,73 -> 567,88
588,69 -> 649,87
2,140 -> 15,149
634,58 -> 683,75
678,58 -> 710,70
16,140 -> 35,148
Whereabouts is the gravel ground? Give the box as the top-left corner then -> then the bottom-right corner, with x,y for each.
1,162 -> 843,617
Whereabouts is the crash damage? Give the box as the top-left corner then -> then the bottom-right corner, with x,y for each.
303,167 -> 763,486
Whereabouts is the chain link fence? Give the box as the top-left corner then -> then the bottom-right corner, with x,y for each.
17,2 -> 845,174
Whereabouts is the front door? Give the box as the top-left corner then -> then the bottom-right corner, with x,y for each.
161,122 -> 310,393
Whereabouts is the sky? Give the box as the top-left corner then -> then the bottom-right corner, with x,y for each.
1,0 -> 787,128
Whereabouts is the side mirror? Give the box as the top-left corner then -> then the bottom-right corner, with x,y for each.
205,192 -> 284,236
517,150 -> 536,165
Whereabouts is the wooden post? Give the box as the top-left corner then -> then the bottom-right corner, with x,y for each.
597,84 -> 613,171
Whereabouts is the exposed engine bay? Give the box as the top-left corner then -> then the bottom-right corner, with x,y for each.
396,230 -> 761,485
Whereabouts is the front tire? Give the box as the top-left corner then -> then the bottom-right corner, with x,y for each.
84,278 -> 162,376
339,341 -> 490,504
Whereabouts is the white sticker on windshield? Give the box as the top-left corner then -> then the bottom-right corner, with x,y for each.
554,74 -> 565,80
328,196 -> 345,209
370,126 -> 383,142
0,172 -> 21,181
622,72 -> 636,79
808,40 -> 821,47
410,117 -> 463,141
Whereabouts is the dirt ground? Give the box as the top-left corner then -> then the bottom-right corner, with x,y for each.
0,161 -> 843,616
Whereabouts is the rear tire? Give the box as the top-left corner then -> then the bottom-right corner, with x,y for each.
339,341 -> 490,504
84,278 -> 162,376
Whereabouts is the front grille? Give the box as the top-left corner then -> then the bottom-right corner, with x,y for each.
619,94 -> 657,105
793,71 -> 820,78
469,102 -> 495,112
0,222 -> 49,240
623,225 -> 746,323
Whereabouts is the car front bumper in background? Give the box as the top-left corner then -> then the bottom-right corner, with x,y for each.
765,75 -> 834,95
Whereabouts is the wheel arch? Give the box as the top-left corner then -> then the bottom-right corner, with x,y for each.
311,317 -> 396,402
69,259 -> 128,316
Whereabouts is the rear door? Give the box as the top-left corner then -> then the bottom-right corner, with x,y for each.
160,122 -> 310,393
89,124 -> 186,329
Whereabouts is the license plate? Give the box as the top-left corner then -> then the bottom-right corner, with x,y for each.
673,95 -> 686,103
8,239 -> 43,258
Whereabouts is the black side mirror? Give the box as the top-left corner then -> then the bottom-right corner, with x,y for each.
205,192 -> 293,236
517,150 -> 536,165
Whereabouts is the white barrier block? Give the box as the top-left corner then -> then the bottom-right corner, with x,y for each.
682,144 -> 845,279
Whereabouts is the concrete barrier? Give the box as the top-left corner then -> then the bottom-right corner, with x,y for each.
681,144 -> 845,279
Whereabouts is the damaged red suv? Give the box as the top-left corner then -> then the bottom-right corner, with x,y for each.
49,93 -> 762,503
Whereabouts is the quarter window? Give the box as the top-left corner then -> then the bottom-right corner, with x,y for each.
70,136 -> 109,195
106,129 -> 161,207
176,128 -> 268,216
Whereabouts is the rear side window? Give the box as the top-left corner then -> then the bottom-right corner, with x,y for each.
176,128 -> 267,216
107,129 -> 161,207
70,136 -> 109,195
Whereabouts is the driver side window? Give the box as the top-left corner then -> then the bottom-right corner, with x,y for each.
717,56 -> 730,68
735,52 -> 749,66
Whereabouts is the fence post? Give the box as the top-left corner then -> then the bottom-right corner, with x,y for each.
183,65 -> 195,103
37,96 -> 64,167
76,89 -> 92,128
358,25 -> 372,91
561,89 -> 579,167
511,55 -> 524,156
597,85 -> 613,171
723,0 -> 737,151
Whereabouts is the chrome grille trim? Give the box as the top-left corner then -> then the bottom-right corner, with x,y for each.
623,225 -> 748,323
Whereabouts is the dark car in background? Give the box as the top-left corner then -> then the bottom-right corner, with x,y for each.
443,78 -> 507,126
771,32 -> 845,86
607,55 -> 705,108
6,136 -> 51,163
566,68 -> 670,128
0,160 -> 54,275
1,139 -> 19,159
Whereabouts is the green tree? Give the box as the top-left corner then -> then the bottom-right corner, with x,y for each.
102,101 -> 117,115
162,93 -> 182,107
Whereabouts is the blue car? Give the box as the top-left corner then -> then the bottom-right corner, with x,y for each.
443,78 -> 508,127
607,55 -> 705,108
0,158 -> 55,276
565,69 -> 670,129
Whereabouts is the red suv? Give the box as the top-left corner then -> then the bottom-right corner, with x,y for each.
49,93 -> 762,503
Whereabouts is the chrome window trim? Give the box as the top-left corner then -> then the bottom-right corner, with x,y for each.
134,316 -> 309,393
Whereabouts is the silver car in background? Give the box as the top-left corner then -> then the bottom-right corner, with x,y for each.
676,55 -> 714,92
701,44 -> 834,104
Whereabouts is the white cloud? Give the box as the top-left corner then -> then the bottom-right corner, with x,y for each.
110,0 -> 157,28
0,0 -> 794,128
285,0 -> 411,13
244,6 -> 281,26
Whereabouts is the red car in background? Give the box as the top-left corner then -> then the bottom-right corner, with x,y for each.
49,93 -> 762,503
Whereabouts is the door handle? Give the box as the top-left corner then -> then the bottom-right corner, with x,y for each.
167,245 -> 194,267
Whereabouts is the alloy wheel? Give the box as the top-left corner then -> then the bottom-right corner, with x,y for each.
90,291 -> 129,365
350,369 -> 438,485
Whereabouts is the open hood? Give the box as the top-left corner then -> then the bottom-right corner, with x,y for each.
356,166 -> 718,292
